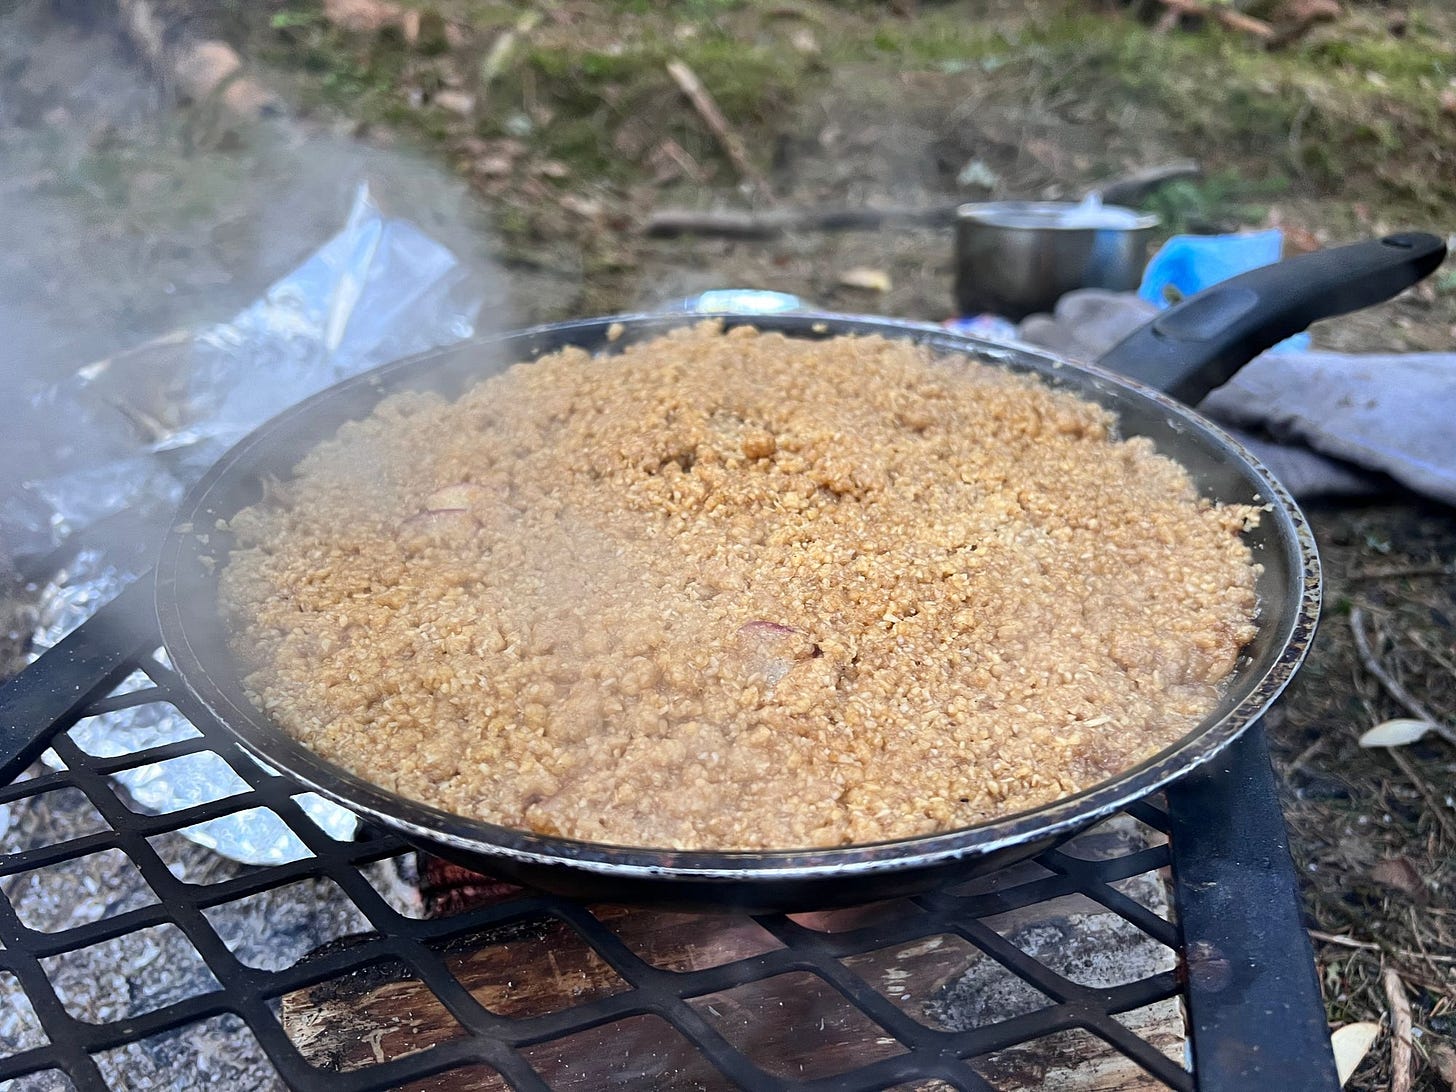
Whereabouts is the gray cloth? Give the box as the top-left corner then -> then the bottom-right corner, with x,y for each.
1016,290 -> 1455,504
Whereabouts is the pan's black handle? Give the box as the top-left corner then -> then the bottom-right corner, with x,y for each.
1095,232 -> 1448,405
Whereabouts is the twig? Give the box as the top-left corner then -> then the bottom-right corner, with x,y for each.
1155,0 -> 1275,41
666,60 -> 772,200
1384,969 -> 1414,1092
1409,629 -> 1456,677
1310,929 -> 1380,952
1388,743 -> 1456,844
1309,929 -> 1456,965
1349,607 -> 1456,747
478,10 -> 541,106
652,139 -> 709,186
1287,733 -> 1327,774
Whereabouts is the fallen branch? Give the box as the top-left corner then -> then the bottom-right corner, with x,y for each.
1383,969 -> 1414,1092
666,60 -> 772,200
644,203 -> 960,239
645,159 -> 1201,238
1349,562 -> 1456,581
1156,0 -> 1276,42
1349,607 -> 1456,747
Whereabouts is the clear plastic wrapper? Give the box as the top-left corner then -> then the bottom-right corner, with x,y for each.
22,184 -> 484,863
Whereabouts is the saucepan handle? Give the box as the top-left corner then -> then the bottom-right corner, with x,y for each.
1095,232 -> 1447,405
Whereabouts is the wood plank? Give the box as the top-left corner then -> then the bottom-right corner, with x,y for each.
281,818 -> 1183,1088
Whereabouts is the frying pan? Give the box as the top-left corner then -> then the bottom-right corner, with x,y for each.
156,233 -> 1446,911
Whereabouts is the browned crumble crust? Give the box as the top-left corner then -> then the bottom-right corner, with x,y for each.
219,323 -> 1261,851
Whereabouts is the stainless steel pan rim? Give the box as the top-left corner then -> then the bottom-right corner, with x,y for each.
156,310 -> 1321,885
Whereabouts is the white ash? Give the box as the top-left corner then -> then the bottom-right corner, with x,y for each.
0,772 -> 413,1088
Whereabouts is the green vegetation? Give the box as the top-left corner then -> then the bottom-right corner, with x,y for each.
248,1 -> 1456,230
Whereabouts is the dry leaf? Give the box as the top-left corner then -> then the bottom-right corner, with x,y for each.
1358,718 -> 1435,748
1429,1041 -> 1456,1090
1331,1022 -> 1380,1087
1370,856 -> 1427,903
432,90 -> 475,117
559,194 -> 603,220
838,267 -> 892,293
789,27 -> 819,53
475,155 -> 513,177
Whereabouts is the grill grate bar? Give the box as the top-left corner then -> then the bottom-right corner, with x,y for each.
0,573 -> 1340,1090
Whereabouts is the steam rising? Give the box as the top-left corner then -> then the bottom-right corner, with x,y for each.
0,2 -> 511,573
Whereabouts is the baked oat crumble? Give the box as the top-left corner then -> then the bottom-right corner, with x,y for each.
220,323 -> 1261,850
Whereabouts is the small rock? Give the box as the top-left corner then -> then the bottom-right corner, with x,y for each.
535,160 -> 570,179
789,27 -> 819,53
503,112 -> 534,137
838,267 -> 892,293
433,89 -> 475,117
1441,87 -> 1456,116
559,194 -> 602,219
476,155 -> 514,177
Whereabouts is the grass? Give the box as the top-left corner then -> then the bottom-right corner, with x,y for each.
243,0 -> 1456,227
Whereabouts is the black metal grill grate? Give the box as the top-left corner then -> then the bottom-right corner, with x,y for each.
0,575 -> 1338,1091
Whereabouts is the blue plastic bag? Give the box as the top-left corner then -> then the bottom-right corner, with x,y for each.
1138,229 -> 1311,352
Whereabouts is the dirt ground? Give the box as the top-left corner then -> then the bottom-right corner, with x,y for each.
2,0 -> 1454,1087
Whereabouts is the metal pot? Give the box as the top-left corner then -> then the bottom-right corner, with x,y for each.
955,200 -> 1159,320
156,233 -> 1445,912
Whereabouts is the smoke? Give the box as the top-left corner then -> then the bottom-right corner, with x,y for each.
0,1 -> 512,572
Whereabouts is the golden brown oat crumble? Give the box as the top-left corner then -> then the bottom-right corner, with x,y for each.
219,324 -> 1260,850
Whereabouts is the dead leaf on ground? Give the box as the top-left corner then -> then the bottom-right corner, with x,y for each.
560,194 -> 604,220
1358,718 -> 1436,748
1331,1022 -> 1380,1088
648,139 -> 707,185
838,267 -> 892,293
432,90 -> 475,117
1430,1041 -> 1456,1090
1274,0 -> 1341,35
1281,224 -> 1322,255
323,0 -> 406,34
1370,856 -> 1427,903
789,27 -> 819,54
475,155 -> 514,177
